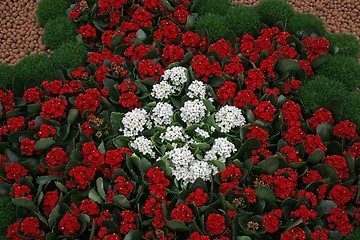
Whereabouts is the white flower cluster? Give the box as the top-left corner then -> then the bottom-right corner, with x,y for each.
151,102 -> 173,126
162,67 -> 188,87
194,127 -> 210,139
130,136 -> 156,158
215,105 -> 246,133
121,108 -> 150,137
165,145 -> 217,185
204,137 -> 236,162
187,80 -> 207,99
151,81 -> 175,100
180,99 -> 207,125
160,125 -> 186,142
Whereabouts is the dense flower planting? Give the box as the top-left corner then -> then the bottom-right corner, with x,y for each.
0,0 -> 359,239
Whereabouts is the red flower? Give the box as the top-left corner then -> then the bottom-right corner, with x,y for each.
132,8 -> 154,27
188,231 -> 210,240
327,208 -> 353,236
38,124 -> 57,138
79,199 -> 100,217
180,31 -> 201,53
328,185 -> 353,208
206,213 -> 226,236
10,183 -> 32,200
174,4 -> 189,24
281,100 -> 302,126
82,142 -> 105,170
78,24 -> 97,38
190,55 -> 222,82
20,138 -> 36,156
308,108 -> 334,130
280,226 -> 306,240
224,56 -> 244,79
221,164 -> 242,181
299,60 -> 313,79
137,59 -> 164,81
311,229 -> 329,240
246,126 -> 269,144
233,90 -> 259,108
186,188 -> 208,207
41,97 -> 68,121
208,39 -> 233,58
253,101 -> 276,122
324,155 -> 349,182
333,120 -> 359,140
7,116 -> 25,132
146,167 -> 170,199
74,89 -> 102,114
283,79 -> 302,94
345,142 -> 360,159
304,134 -> 327,155
23,87 -> 43,103
216,81 -> 237,104
66,166 -> 96,190
260,56 -> 277,78
244,69 -> 265,91
278,45 -> 298,59
114,176 -> 134,197
290,204 -> 317,223
280,146 -> 302,164
108,10 -> 121,28
282,126 -> 306,146
154,20 -> 182,45
58,214 -> 81,236
119,92 -> 141,110
20,217 -> 41,237
262,209 -> 282,234
124,44 -> 155,62
119,210 -> 137,235
170,203 -> 194,222
42,191 -> 59,216
5,163 -> 28,181
105,147 -> 132,170
302,36 -> 330,62
0,89 -> 15,115
162,44 -> 185,66
45,147 -> 69,170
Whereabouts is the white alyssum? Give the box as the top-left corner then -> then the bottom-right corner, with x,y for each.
189,160 -> 218,183
130,136 -> 156,158
121,108 -> 149,137
162,67 -> 188,87
151,102 -> 173,126
151,81 -> 175,100
204,137 -> 236,162
180,99 -> 207,125
160,125 -> 186,142
187,80 -> 207,99
215,105 -> 246,133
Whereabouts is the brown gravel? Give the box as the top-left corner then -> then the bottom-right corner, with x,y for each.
231,0 -> 360,38
0,0 -> 50,66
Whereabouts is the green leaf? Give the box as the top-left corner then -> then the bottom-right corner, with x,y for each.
112,195 -> 131,209
124,230 -> 142,240
311,53 -> 331,68
211,160 -> 226,172
166,220 -> 189,232
255,186 -> 276,203
238,138 -> 261,159
136,29 -> 146,41
134,80 -> 149,93
36,175 -> 61,185
48,204 -> 60,228
110,112 -> 123,133
203,99 -> 216,112
55,181 -> 68,193
67,109 -> 79,124
113,136 -> 129,148
98,141 -> 106,154
96,178 -> 107,201
208,76 -> 226,88
27,104 -> 42,115
12,197 -> 37,211
35,138 -> 55,150
316,200 -> 337,215
316,123 -> 333,142
88,189 -> 103,204
111,34 -> 124,49
278,59 -> 300,73
255,156 -> 280,175
307,149 -> 325,164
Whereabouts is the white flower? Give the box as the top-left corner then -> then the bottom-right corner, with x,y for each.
163,67 -> 188,87
180,99 -> 207,125
215,105 -> 246,133
130,136 -> 156,158
187,80 -> 207,99
204,137 -> 236,162
194,127 -> 210,139
189,160 -> 218,183
151,102 -> 174,126
122,108 -> 149,137
151,81 -> 176,100
160,125 -> 186,142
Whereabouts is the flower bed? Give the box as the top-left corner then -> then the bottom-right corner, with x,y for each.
0,0 -> 360,239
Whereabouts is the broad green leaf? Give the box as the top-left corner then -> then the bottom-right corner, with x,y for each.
35,138 -> 55,150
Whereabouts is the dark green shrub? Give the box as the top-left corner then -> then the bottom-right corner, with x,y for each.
325,33 -> 360,58
343,93 -> 360,126
0,196 -> 15,236
317,55 -> 360,91
297,75 -> 348,114
14,54 -> 55,85
287,12 -> 326,35
51,41 -> 88,69
194,0 -> 232,15
37,0 -> 69,27
255,0 -> 294,25
195,15 -> 230,42
0,63 -> 14,87
227,5 -> 260,36
42,16 -> 78,49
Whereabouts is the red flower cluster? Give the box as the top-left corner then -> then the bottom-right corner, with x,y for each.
206,213 -> 226,236
40,97 -> 68,121
262,209 -> 282,234
290,204 -> 317,223
327,208 -> 353,236
186,188 -> 208,207
324,155 -> 349,182
308,107 -> 334,130
191,55 -> 222,82
302,36 -> 330,62
216,81 -> 237,104
170,203 -> 194,223
5,163 -> 28,181
74,89 -> 102,114
58,214 -> 81,236
42,190 -> 60,216
333,120 -> 359,140
146,167 -> 170,199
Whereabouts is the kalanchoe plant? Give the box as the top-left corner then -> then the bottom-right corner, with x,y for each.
0,0 -> 359,239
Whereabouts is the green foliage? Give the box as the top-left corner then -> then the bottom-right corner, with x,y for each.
195,15 -> 230,42
227,5 -> 260,36
0,196 -> 15,236
297,75 -> 348,114
194,0 -> 232,15
343,93 -> 360,127
325,33 -> 360,58
0,63 -> 14,87
287,12 -> 326,35
37,0 -> 69,27
51,41 -> 88,69
14,54 -> 55,86
345,228 -> 360,240
317,55 -> 360,91
42,16 -> 78,49
255,0 -> 294,25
